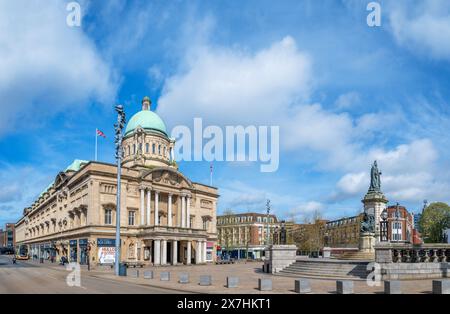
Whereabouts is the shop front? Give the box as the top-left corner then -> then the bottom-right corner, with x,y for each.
69,240 -> 78,262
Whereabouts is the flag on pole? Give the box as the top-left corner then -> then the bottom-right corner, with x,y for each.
96,129 -> 106,138
95,128 -> 106,161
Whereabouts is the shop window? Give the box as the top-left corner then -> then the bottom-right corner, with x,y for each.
128,211 -> 135,226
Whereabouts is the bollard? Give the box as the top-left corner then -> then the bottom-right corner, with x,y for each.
160,271 -> 170,281
226,276 -> 239,288
128,269 -> 139,278
384,280 -> 401,294
433,280 -> 450,294
143,270 -> 154,279
336,280 -> 353,294
258,278 -> 272,291
199,275 -> 212,286
179,273 -> 189,284
294,279 -> 311,294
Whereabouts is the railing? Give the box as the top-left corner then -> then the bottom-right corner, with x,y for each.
375,243 -> 450,263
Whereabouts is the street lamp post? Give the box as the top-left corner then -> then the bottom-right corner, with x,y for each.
395,203 -> 401,243
114,104 -> 126,276
380,208 -> 388,242
266,200 -> 271,246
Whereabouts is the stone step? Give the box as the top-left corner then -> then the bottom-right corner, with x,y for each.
277,270 -> 369,281
288,263 -> 368,271
286,265 -> 369,273
339,252 -> 375,260
278,260 -> 371,280
283,267 -> 369,276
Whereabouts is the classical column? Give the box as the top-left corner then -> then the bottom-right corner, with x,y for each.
140,188 -> 145,225
195,241 -> 201,264
161,240 -> 167,265
186,195 -> 191,228
172,240 -> 177,265
181,195 -> 186,228
153,240 -> 161,265
146,189 -> 151,225
202,241 -> 207,263
186,241 -> 191,265
154,191 -> 159,226
168,194 -> 173,227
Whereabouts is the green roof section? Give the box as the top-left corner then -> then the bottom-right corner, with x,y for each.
36,159 -> 88,200
65,159 -> 88,172
125,110 -> 167,136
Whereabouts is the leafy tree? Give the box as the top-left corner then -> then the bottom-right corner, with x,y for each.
419,202 -> 450,243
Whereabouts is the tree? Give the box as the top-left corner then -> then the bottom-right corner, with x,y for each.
419,202 -> 450,243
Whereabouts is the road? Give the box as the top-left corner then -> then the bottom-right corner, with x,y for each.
0,255 -> 183,294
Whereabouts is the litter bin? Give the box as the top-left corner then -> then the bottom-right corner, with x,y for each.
39,257 -> 44,263
119,263 -> 127,276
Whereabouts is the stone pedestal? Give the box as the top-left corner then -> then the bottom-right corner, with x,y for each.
362,190 -> 388,240
323,247 -> 331,258
359,232 -> 376,253
264,245 -> 297,274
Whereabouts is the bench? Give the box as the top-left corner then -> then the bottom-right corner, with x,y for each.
124,262 -> 144,268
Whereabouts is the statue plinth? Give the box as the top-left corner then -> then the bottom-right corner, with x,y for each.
359,232 -> 376,253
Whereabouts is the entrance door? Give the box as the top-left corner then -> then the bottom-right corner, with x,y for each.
167,242 -> 172,264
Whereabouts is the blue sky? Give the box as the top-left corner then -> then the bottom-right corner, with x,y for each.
1,0 -> 450,227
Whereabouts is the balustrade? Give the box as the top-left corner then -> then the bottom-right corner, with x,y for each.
387,246 -> 450,263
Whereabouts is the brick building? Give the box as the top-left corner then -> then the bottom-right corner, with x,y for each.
217,212 -> 280,259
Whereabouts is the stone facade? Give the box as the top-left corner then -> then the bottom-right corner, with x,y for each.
14,97 -> 219,267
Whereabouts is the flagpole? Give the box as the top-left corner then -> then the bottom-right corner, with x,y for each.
95,128 -> 98,161
210,162 -> 213,186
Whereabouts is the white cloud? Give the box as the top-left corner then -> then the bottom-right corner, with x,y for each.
0,162 -> 54,226
0,0 -> 118,136
334,92 -> 360,110
333,139 -> 448,203
158,36 -> 312,126
388,0 -> 450,61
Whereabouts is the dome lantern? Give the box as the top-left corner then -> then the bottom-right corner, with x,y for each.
142,96 -> 151,111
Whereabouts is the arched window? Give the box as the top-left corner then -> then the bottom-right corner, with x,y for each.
152,144 -> 156,154
146,143 -> 149,153
158,145 -> 161,155
128,146 -> 130,155
163,146 -> 166,157
128,243 -> 135,259
133,144 -> 136,154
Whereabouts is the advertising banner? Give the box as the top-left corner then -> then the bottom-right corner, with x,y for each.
98,246 -> 115,264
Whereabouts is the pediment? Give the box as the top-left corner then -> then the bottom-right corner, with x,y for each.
54,172 -> 68,188
141,167 -> 193,188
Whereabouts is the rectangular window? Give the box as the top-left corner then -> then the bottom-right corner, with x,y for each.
203,220 -> 208,230
104,209 -> 112,225
128,211 -> 135,226
146,143 -> 149,153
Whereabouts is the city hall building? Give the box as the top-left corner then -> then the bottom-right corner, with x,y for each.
15,97 -> 219,266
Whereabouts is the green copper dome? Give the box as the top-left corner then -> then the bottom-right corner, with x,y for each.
125,110 -> 167,136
